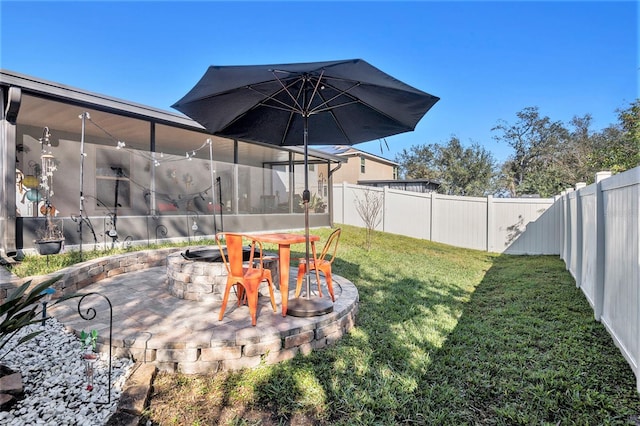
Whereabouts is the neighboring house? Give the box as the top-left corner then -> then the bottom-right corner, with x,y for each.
320,146 -> 440,193
321,146 -> 399,184
358,178 -> 440,194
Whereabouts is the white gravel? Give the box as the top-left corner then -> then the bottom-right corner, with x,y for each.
0,317 -> 135,425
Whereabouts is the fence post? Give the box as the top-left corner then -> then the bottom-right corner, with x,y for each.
342,181 -> 347,225
383,186 -> 389,233
593,171 -> 611,322
429,191 -> 435,241
562,189 -> 573,269
487,195 -> 496,252
574,182 -> 587,288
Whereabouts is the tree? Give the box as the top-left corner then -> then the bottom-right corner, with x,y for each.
492,107 -> 569,197
588,99 -> 640,173
395,144 -> 438,180
354,188 -> 383,251
395,136 -> 496,196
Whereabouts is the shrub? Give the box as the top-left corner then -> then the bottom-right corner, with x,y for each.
0,275 -> 61,360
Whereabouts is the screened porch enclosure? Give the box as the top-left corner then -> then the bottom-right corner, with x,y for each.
6,84 -> 334,253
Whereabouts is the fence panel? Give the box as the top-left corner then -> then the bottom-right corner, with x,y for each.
431,194 -> 487,251
577,185 -> 597,307
567,190 -> 580,279
496,198 -> 557,254
599,168 -> 640,391
384,188 -> 432,240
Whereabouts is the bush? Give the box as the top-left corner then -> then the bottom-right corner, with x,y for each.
0,275 -> 61,360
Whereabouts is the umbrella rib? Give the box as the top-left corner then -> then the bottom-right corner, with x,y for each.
307,80 -> 362,115
246,83 -> 304,115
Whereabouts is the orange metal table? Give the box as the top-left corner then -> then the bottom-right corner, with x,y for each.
246,233 -> 319,316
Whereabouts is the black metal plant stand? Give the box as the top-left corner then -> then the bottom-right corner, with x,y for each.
156,224 -> 168,245
216,176 -> 224,232
75,292 -> 113,405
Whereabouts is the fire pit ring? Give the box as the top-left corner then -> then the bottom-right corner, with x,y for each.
166,246 -> 278,301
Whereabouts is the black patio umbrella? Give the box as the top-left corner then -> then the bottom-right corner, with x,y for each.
172,59 -> 439,315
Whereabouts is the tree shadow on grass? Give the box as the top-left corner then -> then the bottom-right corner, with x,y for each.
245,254 -> 640,425
243,250 -> 487,424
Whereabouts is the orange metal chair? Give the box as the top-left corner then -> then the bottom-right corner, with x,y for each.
216,232 -> 277,326
295,228 -> 341,302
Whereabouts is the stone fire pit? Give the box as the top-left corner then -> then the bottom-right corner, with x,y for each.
166,247 -> 278,302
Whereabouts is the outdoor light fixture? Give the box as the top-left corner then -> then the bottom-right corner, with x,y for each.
40,288 -> 55,326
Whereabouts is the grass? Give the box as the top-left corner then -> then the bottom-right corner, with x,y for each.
6,225 -> 640,424
8,241 -> 196,278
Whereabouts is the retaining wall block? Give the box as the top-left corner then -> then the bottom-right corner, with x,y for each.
107,267 -> 126,278
265,347 -> 298,364
171,272 -> 191,283
88,265 -> 104,277
297,342 -> 314,356
284,330 -> 314,349
155,348 -> 199,363
178,361 -> 220,375
124,263 -> 145,273
315,321 -> 341,340
200,346 -> 241,361
243,339 -> 282,357
191,276 -> 214,287
221,355 -> 262,371
325,329 -> 344,346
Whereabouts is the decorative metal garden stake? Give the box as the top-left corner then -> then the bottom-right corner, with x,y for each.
75,292 -> 113,404
83,352 -> 97,391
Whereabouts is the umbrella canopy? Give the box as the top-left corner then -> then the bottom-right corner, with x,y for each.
172,59 -> 439,147
173,59 -> 439,316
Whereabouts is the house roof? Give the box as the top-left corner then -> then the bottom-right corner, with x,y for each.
317,145 -> 399,166
359,178 -> 441,185
0,69 -> 345,165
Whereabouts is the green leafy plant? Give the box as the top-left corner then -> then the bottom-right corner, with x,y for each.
296,193 -> 326,212
0,275 -> 61,360
80,329 -> 98,352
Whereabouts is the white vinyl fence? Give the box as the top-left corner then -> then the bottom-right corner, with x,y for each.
561,168 -> 640,393
332,182 -> 559,254
333,166 -> 640,392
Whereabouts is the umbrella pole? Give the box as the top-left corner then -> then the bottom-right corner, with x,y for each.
287,112 -> 333,317
303,114 -> 311,300
207,138 -> 217,234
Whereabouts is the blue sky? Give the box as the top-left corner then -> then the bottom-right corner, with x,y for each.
1,1 -> 637,164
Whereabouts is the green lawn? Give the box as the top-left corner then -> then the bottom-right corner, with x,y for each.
8,225 -> 640,424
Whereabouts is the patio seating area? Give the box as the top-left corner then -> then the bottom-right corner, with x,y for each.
43,249 -> 359,374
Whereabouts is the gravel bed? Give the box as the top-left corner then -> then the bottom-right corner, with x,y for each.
0,317 -> 134,425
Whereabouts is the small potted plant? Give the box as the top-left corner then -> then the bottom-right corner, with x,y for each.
80,329 -> 98,391
307,193 -> 327,213
33,127 -> 64,255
